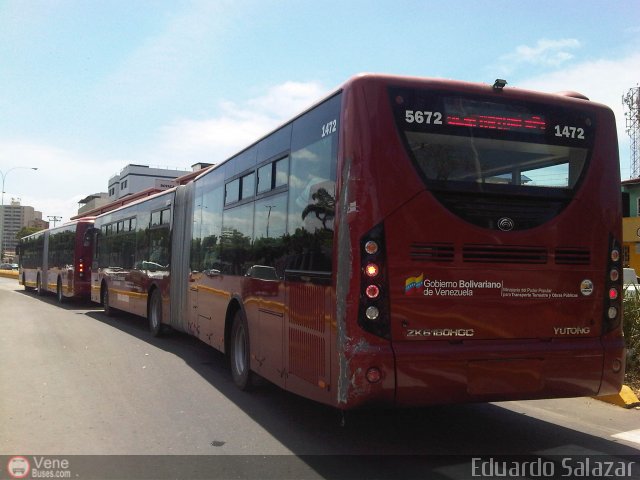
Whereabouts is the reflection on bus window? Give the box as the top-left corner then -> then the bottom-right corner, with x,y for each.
245,265 -> 278,280
286,133 -> 337,272
405,133 -> 587,189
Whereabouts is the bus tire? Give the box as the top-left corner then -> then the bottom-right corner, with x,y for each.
148,289 -> 163,337
23,275 -> 34,292
37,274 -> 44,296
56,278 -> 64,303
230,309 -> 254,390
102,284 -> 114,317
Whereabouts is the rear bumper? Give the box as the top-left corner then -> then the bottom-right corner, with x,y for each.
392,337 -> 625,407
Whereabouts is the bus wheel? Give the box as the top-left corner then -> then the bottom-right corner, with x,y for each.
102,285 -> 114,317
230,310 -> 254,390
23,275 -> 33,292
148,289 -> 163,337
56,278 -> 64,303
37,275 -> 44,296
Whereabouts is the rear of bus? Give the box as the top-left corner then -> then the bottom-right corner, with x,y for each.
337,74 -> 624,408
44,220 -> 94,300
69,220 -> 94,299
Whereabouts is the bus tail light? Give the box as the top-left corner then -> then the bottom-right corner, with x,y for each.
612,359 -> 622,373
365,285 -> 380,299
366,367 -> 382,383
359,223 -> 390,339
365,263 -> 379,278
603,237 -> 622,333
364,241 -> 379,255
365,306 -> 380,320
610,248 -> 620,262
610,269 -> 619,282
79,258 -> 85,279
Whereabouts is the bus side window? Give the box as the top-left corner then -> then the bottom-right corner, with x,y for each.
220,203 -> 254,275
285,94 -> 340,272
253,192 -> 287,278
193,172 -> 224,273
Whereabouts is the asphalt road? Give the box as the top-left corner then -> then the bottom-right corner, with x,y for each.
0,276 -> 639,479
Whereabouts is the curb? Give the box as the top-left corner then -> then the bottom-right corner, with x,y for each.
594,385 -> 640,408
0,270 -> 18,279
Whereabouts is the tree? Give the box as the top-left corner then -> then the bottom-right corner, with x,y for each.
301,188 -> 335,230
16,227 -> 43,239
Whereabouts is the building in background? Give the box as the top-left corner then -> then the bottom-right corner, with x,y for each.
108,164 -> 191,201
71,163 -> 212,220
0,199 -> 49,261
621,178 -> 640,272
77,193 -> 110,216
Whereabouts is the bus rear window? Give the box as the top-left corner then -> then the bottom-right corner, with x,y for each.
390,87 -> 594,195
405,132 -> 588,189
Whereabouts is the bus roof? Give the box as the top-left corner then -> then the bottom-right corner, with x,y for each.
92,187 -> 177,222
20,218 -> 95,241
191,73 -> 604,184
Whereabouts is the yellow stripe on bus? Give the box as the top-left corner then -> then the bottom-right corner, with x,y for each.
47,282 -> 74,294
195,285 -> 231,300
109,288 -> 149,300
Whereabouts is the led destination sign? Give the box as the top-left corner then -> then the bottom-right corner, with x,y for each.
403,97 -> 547,134
443,97 -> 547,133
392,87 -> 594,142
445,113 -> 546,132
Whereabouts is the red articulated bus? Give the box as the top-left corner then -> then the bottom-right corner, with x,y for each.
18,219 -> 94,302
90,74 -> 625,409
90,192 -> 172,330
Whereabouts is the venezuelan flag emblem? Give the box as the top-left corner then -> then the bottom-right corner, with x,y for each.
404,274 -> 424,295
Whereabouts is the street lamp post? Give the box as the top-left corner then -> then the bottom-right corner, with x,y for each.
0,167 -> 38,261
47,216 -> 62,228
265,205 -> 275,238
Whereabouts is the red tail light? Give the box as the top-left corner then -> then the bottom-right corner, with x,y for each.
604,237 -> 622,333
359,224 -> 390,339
366,367 -> 382,383
365,285 -> 380,299
365,263 -> 379,278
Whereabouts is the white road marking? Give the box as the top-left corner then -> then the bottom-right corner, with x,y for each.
612,429 -> 640,445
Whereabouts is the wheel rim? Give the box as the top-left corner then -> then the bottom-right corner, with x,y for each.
233,323 -> 246,375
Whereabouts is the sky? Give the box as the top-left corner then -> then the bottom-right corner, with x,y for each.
0,0 -> 639,224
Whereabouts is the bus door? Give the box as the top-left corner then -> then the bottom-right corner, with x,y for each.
40,232 -> 49,294
192,268 -> 227,352
284,270 -> 332,400
241,265 -> 285,386
187,270 -> 202,336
